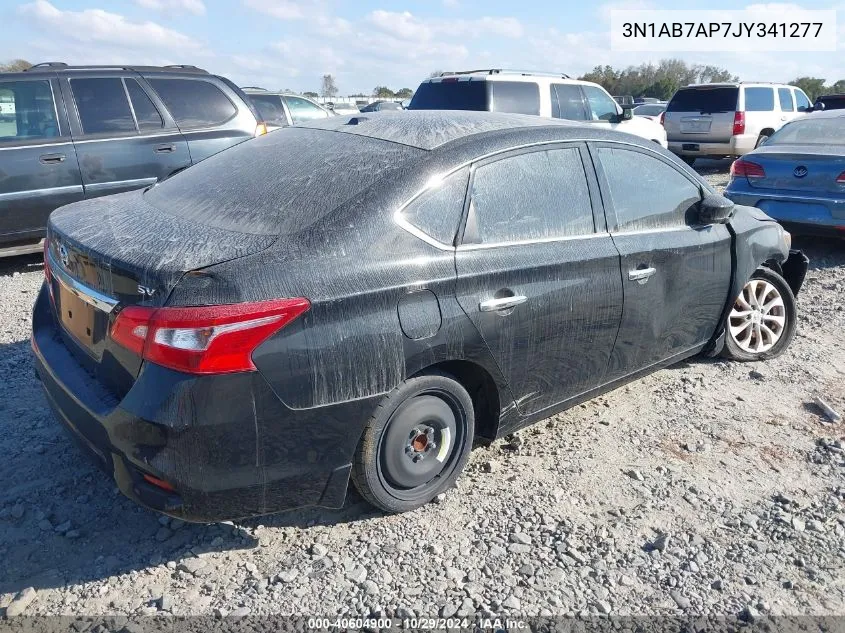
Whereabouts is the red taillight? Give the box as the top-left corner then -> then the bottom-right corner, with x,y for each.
732,111 -> 746,135
730,158 -> 765,179
111,298 -> 310,375
836,170 -> 845,184
659,111 -> 665,126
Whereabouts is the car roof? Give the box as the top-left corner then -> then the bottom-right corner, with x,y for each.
681,82 -> 793,88
798,109 -> 845,120
301,110 -> 641,151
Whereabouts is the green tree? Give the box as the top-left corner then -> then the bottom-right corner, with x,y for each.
579,59 -> 737,99
320,74 -> 338,98
789,77 -> 827,101
373,86 -> 395,98
394,88 -> 414,99
828,79 -> 845,94
303,91 -> 319,98
0,59 -> 32,72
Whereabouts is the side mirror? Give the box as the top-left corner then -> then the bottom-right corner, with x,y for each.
620,105 -> 634,121
811,101 -> 825,112
698,193 -> 735,224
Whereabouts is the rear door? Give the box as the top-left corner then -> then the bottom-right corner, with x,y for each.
62,75 -> 190,198
144,75 -> 257,162
0,75 -> 83,244
454,143 -> 623,417
590,143 -> 732,377
664,86 -> 739,142
550,83 -> 589,121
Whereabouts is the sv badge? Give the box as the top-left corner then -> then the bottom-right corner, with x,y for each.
137,284 -> 157,298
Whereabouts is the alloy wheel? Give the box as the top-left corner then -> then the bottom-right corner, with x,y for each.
728,278 -> 787,354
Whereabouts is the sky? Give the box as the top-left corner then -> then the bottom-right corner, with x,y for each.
1,0 -> 843,95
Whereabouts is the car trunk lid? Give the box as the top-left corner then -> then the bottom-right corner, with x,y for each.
743,146 -> 845,194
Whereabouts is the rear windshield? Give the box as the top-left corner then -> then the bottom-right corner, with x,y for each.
766,117 -> 845,145
667,87 -> 738,113
144,128 -> 422,235
408,80 -> 540,115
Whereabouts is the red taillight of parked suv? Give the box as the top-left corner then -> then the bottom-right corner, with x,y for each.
732,111 -> 746,136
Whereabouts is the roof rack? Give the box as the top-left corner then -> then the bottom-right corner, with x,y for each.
241,86 -> 268,91
23,63 -> 208,74
439,69 -> 570,79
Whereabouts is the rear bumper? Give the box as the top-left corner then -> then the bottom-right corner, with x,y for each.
668,134 -> 757,158
725,185 -> 845,237
31,283 -> 369,522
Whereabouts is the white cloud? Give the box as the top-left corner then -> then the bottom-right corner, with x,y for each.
596,0 -> 655,23
134,0 -> 206,16
241,0 -> 323,20
366,10 -> 524,40
18,1 -> 205,52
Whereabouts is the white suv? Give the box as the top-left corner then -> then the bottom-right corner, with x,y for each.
663,82 -> 812,164
409,70 -> 668,148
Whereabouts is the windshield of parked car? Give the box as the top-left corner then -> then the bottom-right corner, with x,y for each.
765,117 -> 845,145
667,87 -> 738,113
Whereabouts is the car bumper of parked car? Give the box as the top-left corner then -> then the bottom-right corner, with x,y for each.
31,283 -> 368,522
668,134 -> 757,158
725,186 -> 845,237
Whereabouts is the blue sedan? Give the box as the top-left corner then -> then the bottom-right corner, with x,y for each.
725,110 -> 845,237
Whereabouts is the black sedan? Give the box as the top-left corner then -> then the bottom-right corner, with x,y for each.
32,111 -> 807,520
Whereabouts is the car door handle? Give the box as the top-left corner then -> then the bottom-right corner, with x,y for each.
479,295 -> 527,312
628,267 -> 656,283
154,144 -> 176,153
39,153 -> 65,164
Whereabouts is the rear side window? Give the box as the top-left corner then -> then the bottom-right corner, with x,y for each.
777,88 -> 794,112
125,79 -> 163,130
488,82 -> 540,116
551,84 -> 588,120
0,80 -> 59,141
596,147 -> 701,231
284,96 -> 329,123
667,87 -> 738,113
794,90 -> 811,112
401,167 -> 469,245
582,86 -> 619,121
469,148 -> 594,244
408,80 -> 487,111
249,94 -> 288,127
148,78 -> 237,128
744,87 -> 774,112
71,78 -> 135,134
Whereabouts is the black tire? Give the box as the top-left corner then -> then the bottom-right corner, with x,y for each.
681,156 -> 696,166
722,267 -> 797,362
351,371 -> 474,513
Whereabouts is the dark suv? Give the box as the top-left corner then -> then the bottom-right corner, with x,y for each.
0,62 -> 264,256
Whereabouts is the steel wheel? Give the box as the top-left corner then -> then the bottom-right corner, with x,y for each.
728,278 -> 786,354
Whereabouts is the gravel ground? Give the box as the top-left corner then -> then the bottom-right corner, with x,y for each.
0,161 -> 843,620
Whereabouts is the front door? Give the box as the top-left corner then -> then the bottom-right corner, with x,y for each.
61,75 -> 190,198
454,143 -> 623,417
590,143 -> 733,379
0,76 -> 83,244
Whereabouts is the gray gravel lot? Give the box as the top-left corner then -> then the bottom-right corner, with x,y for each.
0,160 -> 843,619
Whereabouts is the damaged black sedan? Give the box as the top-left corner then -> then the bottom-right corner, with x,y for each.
32,111 -> 808,520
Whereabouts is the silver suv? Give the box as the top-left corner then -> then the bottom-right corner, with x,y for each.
664,83 -> 812,164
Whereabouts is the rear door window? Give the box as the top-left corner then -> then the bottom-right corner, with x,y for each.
401,167 -> 469,245
667,87 -> 738,113
551,84 -> 588,120
248,94 -> 288,127
148,78 -> 237,129
125,79 -> 164,131
408,80 -> 487,111
744,87 -> 775,112
71,78 -> 136,135
488,82 -> 540,115
777,88 -> 794,112
0,80 -> 60,141
581,86 -> 618,121
469,147 -> 594,244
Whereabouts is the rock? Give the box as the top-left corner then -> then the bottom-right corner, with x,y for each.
594,600 -> 612,614
791,517 -> 806,532
481,461 -> 496,473
445,567 -> 463,581
510,532 -> 532,545
155,527 -> 172,542
508,543 -> 531,554
157,515 -> 170,526
711,579 -> 723,590
807,520 -> 824,532
626,469 -> 645,481
245,561 -> 258,574
749,369 -> 765,380
54,520 -> 72,534
347,565 -> 367,584
489,544 -> 507,558
6,587 -> 37,616
65,529 -> 81,539
229,606 -> 251,617
565,548 -> 586,564
619,574 -> 635,587
159,594 -> 174,612
441,602 -> 459,618
518,563 -> 535,577
170,519 -> 186,531
310,543 -> 328,558
650,532 -> 672,552
276,569 -> 298,583
177,558 -> 208,575
11,504 -> 25,519
502,595 -> 521,610
669,590 -> 691,610
362,580 -> 379,595
38,519 -> 53,531
741,605 -> 761,623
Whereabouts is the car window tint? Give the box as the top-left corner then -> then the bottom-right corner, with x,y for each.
125,79 -> 163,130
0,80 -> 59,141
248,94 -> 288,127
402,167 -> 469,245
488,82 -> 540,116
744,87 -> 774,112
551,84 -> 587,120
284,96 -> 329,123
794,90 -> 811,112
597,147 -> 701,231
408,80 -> 487,111
766,118 -> 845,145
777,88 -> 794,112
581,85 -> 618,121
148,78 -> 237,128
667,87 -> 738,113
71,78 -> 136,135
470,148 -> 594,244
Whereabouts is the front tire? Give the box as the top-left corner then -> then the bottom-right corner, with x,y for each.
351,372 -> 474,513
722,268 -> 796,361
